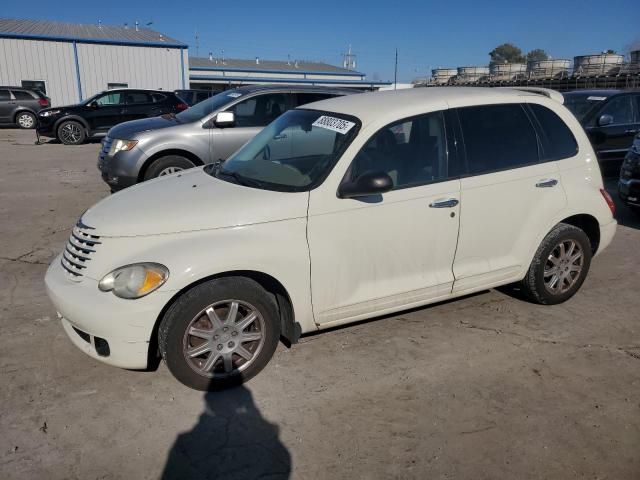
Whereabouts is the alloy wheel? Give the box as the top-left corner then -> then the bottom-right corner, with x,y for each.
17,113 -> 35,128
158,166 -> 184,176
60,123 -> 82,144
543,239 -> 584,295
182,300 -> 266,378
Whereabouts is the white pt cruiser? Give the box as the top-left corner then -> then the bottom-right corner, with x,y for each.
45,88 -> 617,390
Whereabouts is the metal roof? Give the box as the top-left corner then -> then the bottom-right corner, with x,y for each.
189,56 -> 364,76
0,18 -> 187,48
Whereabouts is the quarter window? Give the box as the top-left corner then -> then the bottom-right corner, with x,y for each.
125,92 -> 153,104
528,104 -> 578,161
598,96 -> 634,125
349,111 -> 448,189
458,104 -> 538,175
230,93 -> 288,127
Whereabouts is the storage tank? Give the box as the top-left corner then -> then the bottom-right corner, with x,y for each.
431,68 -> 458,84
631,50 -> 640,64
455,66 -> 490,83
489,63 -> 527,80
527,59 -> 571,79
573,53 -> 624,76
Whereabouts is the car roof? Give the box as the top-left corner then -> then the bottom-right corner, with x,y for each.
228,84 -> 356,96
301,87 -> 551,125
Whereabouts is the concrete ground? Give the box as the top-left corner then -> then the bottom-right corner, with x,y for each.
0,128 -> 639,480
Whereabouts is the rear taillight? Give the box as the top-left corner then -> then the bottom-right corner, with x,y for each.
38,98 -> 49,107
176,102 -> 188,111
600,188 -> 616,216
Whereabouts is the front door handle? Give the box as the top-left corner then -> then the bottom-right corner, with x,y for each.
429,197 -> 459,208
273,133 -> 288,140
625,129 -> 639,134
536,178 -> 558,188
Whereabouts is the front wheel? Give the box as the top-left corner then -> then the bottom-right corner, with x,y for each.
143,155 -> 196,180
520,223 -> 592,305
158,278 -> 281,391
57,120 -> 86,145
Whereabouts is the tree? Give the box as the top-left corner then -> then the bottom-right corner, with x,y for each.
526,49 -> 549,63
605,49 -> 617,54
489,43 -> 526,64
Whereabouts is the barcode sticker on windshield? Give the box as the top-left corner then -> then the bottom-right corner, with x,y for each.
587,96 -> 607,101
227,92 -> 242,98
312,116 -> 355,134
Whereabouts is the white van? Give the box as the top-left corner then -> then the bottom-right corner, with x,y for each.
45,87 -> 617,390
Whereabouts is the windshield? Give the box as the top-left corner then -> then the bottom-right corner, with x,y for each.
563,93 -> 609,120
207,109 -> 361,192
176,89 -> 244,122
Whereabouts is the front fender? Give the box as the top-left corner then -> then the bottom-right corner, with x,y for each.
90,219 -> 317,335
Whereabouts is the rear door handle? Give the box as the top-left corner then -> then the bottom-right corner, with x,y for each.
535,179 -> 558,188
429,197 -> 459,208
625,129 -> 639,134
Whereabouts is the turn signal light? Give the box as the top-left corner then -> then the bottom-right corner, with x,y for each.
176,102 -> 189,111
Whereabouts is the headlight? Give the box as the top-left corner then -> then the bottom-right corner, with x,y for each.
98,263 -> 169,299
39,109 -> 60,117
108,139 -> 138,156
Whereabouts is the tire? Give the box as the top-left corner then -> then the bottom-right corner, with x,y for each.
143,155 -> 196,180
15,111 -> 36,129
520,223 -> 592,305
57,120 -> 86,145
158,277 -> 281,391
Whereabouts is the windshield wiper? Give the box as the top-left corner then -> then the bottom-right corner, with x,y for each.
217,169 -> 266,188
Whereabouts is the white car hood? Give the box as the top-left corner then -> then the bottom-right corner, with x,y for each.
82,168 -> 309,237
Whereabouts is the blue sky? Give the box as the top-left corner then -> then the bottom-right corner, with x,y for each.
3,0 -> 639,82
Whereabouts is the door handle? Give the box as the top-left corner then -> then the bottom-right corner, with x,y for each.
429,197 -> 459,208
273,134 -> 288,140
535,179 -> 558,188
625,129 -> 639,134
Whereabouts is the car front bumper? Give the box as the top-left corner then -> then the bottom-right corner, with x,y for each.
36,116 -> 58,137
98,138 -> 147,191
45,254 -> 175,369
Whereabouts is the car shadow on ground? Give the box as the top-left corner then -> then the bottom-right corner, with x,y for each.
604,177 -> 640,230
160,386 -> 291,480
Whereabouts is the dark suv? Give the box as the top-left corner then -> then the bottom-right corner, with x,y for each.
36,89 -> 188,145
618,135 -> 640,213
563,89 -> 640,176
174,89 -> 216,106
0,86 -> 51,129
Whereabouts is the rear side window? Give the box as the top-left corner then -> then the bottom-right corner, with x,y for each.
11,90 -> 35,100
458,104 -> 538,175
125,92 -> 153,104
0,89 -> 10,101
151,93 -> 167,103
527,104 -> 578,161
598,95 -> 634,125
296,93 -> 337,107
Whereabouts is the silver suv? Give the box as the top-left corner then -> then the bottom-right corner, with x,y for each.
98,85 -> 354,191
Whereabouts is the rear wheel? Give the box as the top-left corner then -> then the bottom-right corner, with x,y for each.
16,111 -> 36,129
143,155 -> 196,180
57,120 -> 86,145
520,223 -> 592,305
158,277 -> 281,391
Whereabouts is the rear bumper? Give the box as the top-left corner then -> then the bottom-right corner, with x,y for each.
596,219 -> 617,257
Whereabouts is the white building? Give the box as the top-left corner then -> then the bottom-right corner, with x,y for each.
0,18 -> 389,106
188,56 -> 390,91
0,18 -> 188,106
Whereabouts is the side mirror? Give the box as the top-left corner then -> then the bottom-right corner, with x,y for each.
214,111 -> 235,128
598,114 -> 614,127
338,171 -> 394,199
89,101 -> 99,109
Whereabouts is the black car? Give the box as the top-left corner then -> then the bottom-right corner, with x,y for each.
563,89 -> 640,176
174,89 -> 217,106
37,89 -> 188,145
618,135 -> 640,213
0,86 -> 51,129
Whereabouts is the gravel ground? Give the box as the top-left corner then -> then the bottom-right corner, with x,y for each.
1,128 -> 639,480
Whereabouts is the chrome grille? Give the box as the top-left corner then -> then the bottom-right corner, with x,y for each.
98,136 -> 113,169
61,222 -> 101,279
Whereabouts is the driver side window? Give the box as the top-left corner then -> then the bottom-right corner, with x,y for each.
348,111 -> 448,190
599,96 -> 634,125
95,92 -> 124,106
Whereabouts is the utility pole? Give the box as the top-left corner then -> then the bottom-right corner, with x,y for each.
394,48 -> 398,90
342,45 -> 357,71
195,29 -> 199,57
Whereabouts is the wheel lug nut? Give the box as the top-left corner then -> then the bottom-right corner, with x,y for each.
213,335 -> 219,340
217,344 -> 223,350
223,327 -> 228,332
228,341 -> 235,348
231,331 -> 238,337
